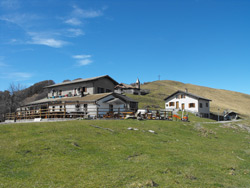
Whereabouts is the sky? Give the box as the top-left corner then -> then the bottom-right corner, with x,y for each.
0,0 -> 250,94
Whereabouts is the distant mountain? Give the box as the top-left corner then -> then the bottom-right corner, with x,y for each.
128,80 -> 250,118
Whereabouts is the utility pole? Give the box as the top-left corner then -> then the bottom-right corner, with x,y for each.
158,75 -> 161,81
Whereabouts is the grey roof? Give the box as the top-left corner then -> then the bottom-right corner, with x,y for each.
23,92 -> 137,106
164,90 -> 211,101
113,93 -> 138,103
114,83 -> 138,89
104,98 -> 126,105
24,93 -> 112,106
44,75 -> 119,88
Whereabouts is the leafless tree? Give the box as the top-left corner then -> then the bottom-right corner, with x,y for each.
8,83 -> 25,113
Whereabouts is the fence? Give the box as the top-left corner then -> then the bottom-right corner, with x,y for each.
5,107 -> 173,121
5,106 -> 137,120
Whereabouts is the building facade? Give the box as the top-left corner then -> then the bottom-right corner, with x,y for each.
45,75 -> 119,98
164,90 -> 211,118
15,75 -> 138,119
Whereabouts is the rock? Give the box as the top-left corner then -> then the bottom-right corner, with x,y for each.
128,127 -> 133,130
72,142 -> 80,147
148,130 -> 157,134
145,180 -> 159,187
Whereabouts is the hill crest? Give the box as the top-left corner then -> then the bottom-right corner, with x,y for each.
129,80 -> 250,117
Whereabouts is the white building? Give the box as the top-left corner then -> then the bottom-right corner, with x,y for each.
22,93 -> 137,118
164,90 -> 211,118
16,75 -> 138,119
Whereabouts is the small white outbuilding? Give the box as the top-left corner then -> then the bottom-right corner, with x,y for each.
164,90 -> 211,118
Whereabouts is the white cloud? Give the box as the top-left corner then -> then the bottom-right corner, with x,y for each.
81,10 -> 103,18
64,5 -> 103,26
0,13 -> 39,27
29,37 -> 67,48
67,28 -> 84,37
73,54 -> 93,66
72,5 -> 103,18
0,72 -> 32,81
78,59 -> 92,66
65,18 -> 82,26
11,72 -> 32,79
0,56 -> 7,67
27,32 -> 68,48
73,54 -> 91,59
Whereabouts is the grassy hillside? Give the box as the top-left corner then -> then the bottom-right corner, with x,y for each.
128,80 -> 250,117
1,118 -> 250,187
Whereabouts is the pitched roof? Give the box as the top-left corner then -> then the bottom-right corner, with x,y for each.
164,90 -> 211,101
44,75 -> 119,88
23,93 -> 137,106
113,93 -> 138,103
114,83 -> 137,89
24,93 -> 113,106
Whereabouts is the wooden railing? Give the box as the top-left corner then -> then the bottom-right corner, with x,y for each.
5,107 -> 137,120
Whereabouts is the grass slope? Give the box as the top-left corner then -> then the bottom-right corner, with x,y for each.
128,80 -> 250,117
1,118 -> 250,187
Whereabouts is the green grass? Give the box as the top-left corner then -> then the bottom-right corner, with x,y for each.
1,118 -> 250,187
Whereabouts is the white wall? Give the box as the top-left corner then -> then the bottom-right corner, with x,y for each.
96,95 -> 125,116
48,82 -> 94,97
48,95 -> 126,118
165,92 -> 210,115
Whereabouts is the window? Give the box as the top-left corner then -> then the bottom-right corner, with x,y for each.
82,87 -> 87,92
166,104 -> 169,107
84,104 -> 88,113
200,103 -> 203,108
206,103 -> 209,107
189,103 -> 195,108
169,102 -> 175,107
60,106 -> 62,111
176,95 -> 180,99
52,106 -> 55,112
106,89 -> 112,93
74,88 -> 77,95
181,94 -> 185,98
109,104 -> 113,112
97,87 -> 104,93
80,87 -> 85,96
130,102 -> 137,110
59,90 -> 62,96
75,103 -> 80,111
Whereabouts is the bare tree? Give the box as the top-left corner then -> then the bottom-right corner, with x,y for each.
8,83 -> 25,113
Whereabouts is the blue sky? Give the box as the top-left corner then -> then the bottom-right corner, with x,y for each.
0,0 -> 250,94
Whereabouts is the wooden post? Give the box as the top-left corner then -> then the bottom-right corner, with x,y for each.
118,107 -> 120,119
47,107 -> 49,119
96,107 -> 99,119
64,102 -> 66,118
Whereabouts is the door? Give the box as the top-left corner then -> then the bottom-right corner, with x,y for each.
182,103 -> 185,110
176,101 -> 179,109
109,104 -> 113,112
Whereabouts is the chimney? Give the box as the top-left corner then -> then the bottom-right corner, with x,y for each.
185,88 -> 188,93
